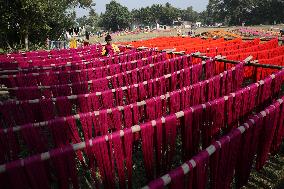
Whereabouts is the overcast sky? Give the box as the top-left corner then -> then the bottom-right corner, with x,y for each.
76,0 -> 209,17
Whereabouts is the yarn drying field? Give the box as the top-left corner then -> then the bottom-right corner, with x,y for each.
91,25 -> 284,44
0,36 -> 283,189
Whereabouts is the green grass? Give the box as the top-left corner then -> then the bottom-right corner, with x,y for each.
244,145 -> 284,189
90,30 -> 178,44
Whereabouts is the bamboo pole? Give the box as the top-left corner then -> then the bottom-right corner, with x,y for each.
172,51 -> 283,70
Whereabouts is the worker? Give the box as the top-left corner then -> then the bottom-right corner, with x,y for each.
280,29 -> 284,37
70,37 -> 77,48
102,34 -> 120,56
177,27 -> 182,36
83,31 -> 90,46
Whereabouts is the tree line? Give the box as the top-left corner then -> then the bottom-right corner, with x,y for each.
0,0 -> 93,50
0,0 -> 200,51
79,2 -> 199,32
1,0 -> 283,51
202,0 -> 284,26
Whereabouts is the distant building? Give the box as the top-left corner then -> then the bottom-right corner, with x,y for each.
156,24 -> 170,30
173,21 -> 193,29
196,22 -> 202,27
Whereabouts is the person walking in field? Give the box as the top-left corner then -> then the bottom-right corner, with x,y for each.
101,34 -> 120,56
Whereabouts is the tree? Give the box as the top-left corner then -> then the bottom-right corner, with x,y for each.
0,0 -> 92,51
149,4 -> 163,25
159,2 -> 180,25
100,1 -> 132,31
203,0 -> 284,26
77,16 -> 89,27
131,3 -> 181,27
269,0 -> 284,24
203,0 -> 225,25
180,6 -> 199,22
88,8 -> 100,29
76,7 -> 100,32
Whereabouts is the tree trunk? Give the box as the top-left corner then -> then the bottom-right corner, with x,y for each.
24,32 -> 29,51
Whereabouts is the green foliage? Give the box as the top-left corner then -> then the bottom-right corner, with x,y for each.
180,6 -> 199,22
99,1 -> 132,31
2,0 -> 283,51
132,7 -> 155,26
201,0 -> 284,26
0,0 -> 92,51
76,3 -> 100,33
124,0 -> 284,28
159,2 -> 181,25
131,3 -> 199,27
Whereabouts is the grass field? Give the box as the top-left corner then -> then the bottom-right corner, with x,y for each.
245,146 -> 284,189
90,25 -> 284,45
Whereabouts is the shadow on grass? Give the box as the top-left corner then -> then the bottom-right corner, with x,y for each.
244,143 -> 284,189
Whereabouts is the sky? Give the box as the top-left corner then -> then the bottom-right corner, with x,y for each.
76,0 -> 209,17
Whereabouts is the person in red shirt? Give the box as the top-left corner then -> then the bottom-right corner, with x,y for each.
102,34 -> 120,56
